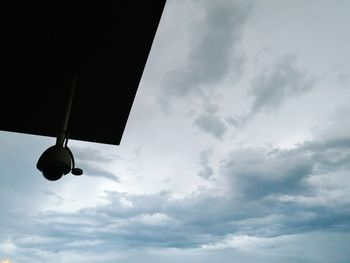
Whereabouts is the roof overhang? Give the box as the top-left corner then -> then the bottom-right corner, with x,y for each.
2,1 -> 166,145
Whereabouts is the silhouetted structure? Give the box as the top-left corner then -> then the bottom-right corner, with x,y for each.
2,1 -> 166,145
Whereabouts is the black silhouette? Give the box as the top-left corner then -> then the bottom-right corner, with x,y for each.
2,1 -> 166,180
37,75 -> 83,181
2,1 -> 166,144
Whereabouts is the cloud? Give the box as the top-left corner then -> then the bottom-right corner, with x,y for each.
193,113 -> 227,139
161,0 -> 253,99
78,161 -> 119,182
3,232 -> 350,263
198,149 -> 214,179
222,137 -> 350,199
220,147 -> 313,200
70,145 -> 120,182
4,135 -> 347,255
315,106 -> 350,140
225,116 -> 243,127
248,54 -> 315,114
70,145 -> 119,163
1,132 -> 350,262
43,190 -> 64,205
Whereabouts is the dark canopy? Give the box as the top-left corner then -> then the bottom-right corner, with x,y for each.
2,1 -> 166,145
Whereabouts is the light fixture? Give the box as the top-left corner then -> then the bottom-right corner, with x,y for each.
37,75 -> 83,181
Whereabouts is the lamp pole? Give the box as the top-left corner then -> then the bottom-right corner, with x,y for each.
56,74 -> 77,146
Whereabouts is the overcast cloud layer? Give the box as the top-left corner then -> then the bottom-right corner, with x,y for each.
1,0 -> 350,262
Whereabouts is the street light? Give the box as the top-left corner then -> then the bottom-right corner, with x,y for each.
37,75 -> 83,181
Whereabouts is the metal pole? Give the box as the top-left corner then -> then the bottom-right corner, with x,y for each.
56,74 -> 77,146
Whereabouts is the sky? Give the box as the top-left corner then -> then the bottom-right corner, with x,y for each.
1,0 -> 350,262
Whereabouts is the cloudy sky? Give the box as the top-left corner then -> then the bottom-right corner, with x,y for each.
1,0 -> 350,262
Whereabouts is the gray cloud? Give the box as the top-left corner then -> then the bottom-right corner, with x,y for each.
161,0 -> 252,99
225,116 -> 243,127
198,164 -> 214,179
222,137 -> 350,200
203,103 -> 219,114
70,146 -> 120,163
1,130 -> 349,263
79,161 -> 119,182
2,136 -> 348,260
248,54 -> 315,114
4,231 -> 350,263
220,148 -> 313,200
198,149 -> 214,179
193,113 -> 227,139
69,146 -> 120,182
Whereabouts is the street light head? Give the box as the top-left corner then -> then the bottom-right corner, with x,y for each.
37,145 -> 72,181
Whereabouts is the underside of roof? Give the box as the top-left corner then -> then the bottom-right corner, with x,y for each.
2,1 -> 166,145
